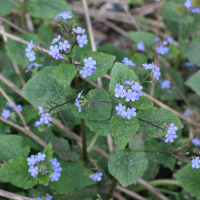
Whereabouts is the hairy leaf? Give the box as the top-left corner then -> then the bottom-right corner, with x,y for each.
0,0 -> 19,16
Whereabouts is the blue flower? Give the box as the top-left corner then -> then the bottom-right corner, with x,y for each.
25,62 -> 42,73
192,157 -> 200,169
1,109 -> 10,119
131,82 -> 143,92
154,37 -> 160,42
152,65 -> 161,80
137,41 -> 144,51
126,108 -> 137,119
27,40 -> 34,49
114,85 -> 126,98
184,62 -> 195,67
49,45 -> 60,59
26,51 -> 36,62
89,172 -> 103,181
184,109 -> 194,117
167,123 -> 178,134
34,121 -> 42,127
157,45 -> 169,55
77,35 -> 88,48
125,89 -> 136,102
27,155 -> 36,166
50,171 -> 60,182
52,35 -> 61,44
122,57 -> 135,67
45,196 -> 53,200
33,198 -> 42,200
164,35 -> 173,44
142,63 -> 154,70
35,153 -> 46,161
161,80 -> 171,89
192,138 -> 200,147
40,113 -> 52,124
124,81 -> 134,86
184,0 -> 200,12
72,27 -> 85,34
54,52 -> 63,60
38,106 -> 44,115
60,11 -> 72,19
80,66 -> 93,78
84,57 -> 96,69
75,90 -> 83,112
51,158 -> 58,166
59,40 -> 70,51
28,166 -> 38,177
135,91 -> 142,100
115,103 -> 126,115
165,133 -> 177,143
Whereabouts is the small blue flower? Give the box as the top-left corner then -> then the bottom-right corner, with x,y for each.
59,40 -> 70,51
161,80 -> 171,89
184,0 -> 200,12
33,198 -> 42,200
135,91 -> 142,100
75,90 -> 83,112
77,35 -> 88,48
124,81 -> 134,86
122,57 -> 135,67
54,52 -> 63,60
1,109 -> 10,119
192,157 -> 200,169
80,66 -> 93,78
192,138 -> 200,147
125,89 -> 136,102
126,107 -> 137,119
25,62 -> 42,73
35,153 -> 46,161
51,158 -> 58,166
165,133 -> 177,143
184,109 -> 194,117
72,27 -> 85,34
142,63 -> 153,70
45,196 -> 53,200
115,103 -> 126,115
154,37 -> 160,42
114,85 -> 126,98
157,45 -> 169,55
89,172 -> 103,181
34,121 -> 42,127
52,35 -> 61,44
164,35 -> 173,45
28,166 -> 38,177
184,62 -> 195,67
14,104 -> 22,112
7,102 -> 12,108
152,65 -> 161,80
137,41 -> 145,51
131,82 -> 143,92
49,45 -> 59,58
27,155 -> 36,166
50,171 -> 60,182
26,51 -> 36,62
59,11 -> 72,19
38,106 -> 44,115
40,113 -> 52,124
27,40 -> 34,49
84,57 -> 96,69
167,123 -> 178,134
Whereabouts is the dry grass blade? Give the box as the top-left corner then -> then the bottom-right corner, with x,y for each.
0,189 -> 33,200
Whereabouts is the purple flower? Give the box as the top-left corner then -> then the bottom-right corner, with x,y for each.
165,133 -> 177,143
124,81 -> 134,86
54,52 -> 63,60
27,40 -> 34,49
184,0 -> 200,12
33,198 -> 42,200
7,102 -> 12,108
35,153 -> 46,161
161,80 -> 171,89
164,35 -> 173,44
49,45 -> 59,58
25,62 -> 42,73
137,41 -> 145,51
142,63 -> 153,70
184,62 -> 195,67
152,65 -> 161,80
184,109 -> 194,117
59,11 -> 72,19
192,138 -> 200,147
77,35 -> 88,48
131,82 -> 143,92
89,172 -> 102,181
72,27 -> 85,34
26,51 -> 36,62
80,66 -> 93,78
14,104 -> 22,112
34,121 -> 42,127
75,90 -> 83,112
38,106 -> 44,115
167,123 -> 178,134
45,196 -> 53,200
135,91 -> 142,100
28,166 -> 38,177
50,171 -> 60,182
157,45 -> 169,55
52,35 -> 61,44
84,57 -> 96,69
59,40 -> 70,51
51,158 -> 58,166
122,57 -> 135,67
114,85 -> 126,98
192,157 -> 200,169
125,89 -> 136,102
27,155 -> 36,166
154,37 -> 160,42
1,109 -> 10,119
40,113 -> 52,124
115,103 -> 126,115
126,107 -> 137,119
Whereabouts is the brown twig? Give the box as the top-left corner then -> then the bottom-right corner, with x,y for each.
0,189 -> 33,200
107,134 -> 113,153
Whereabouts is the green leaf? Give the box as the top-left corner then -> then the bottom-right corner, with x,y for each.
111,115 -> 139,149
51,137 -> 80,162
86,119 -> 112,136
0,122 -> 10,135
37,143 -> 53,185
108,149 -> 148,187
185,71 -> 200,96
22,66 -> 70,108
128,31 -> 156,50
50,159 -> 94,194
28,0 -> 70,18
0,158 -> 37,189
72,89 -> 112,121
0,135 -> 30,163
129,96 -> 153,110
180,36 -> 200,66
17,108 -> 38,125
59,188 -> 97,200
63,51 -> 75,59
0,0 -> 19,16
53,63 -> 77,87
137,107 -> 183,137
5,33 -> 39,67
80,51 -> 115,81
174,164 -> 200,199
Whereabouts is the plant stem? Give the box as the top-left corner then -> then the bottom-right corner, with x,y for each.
106,178 -> 118,199
21,0 -> 27,30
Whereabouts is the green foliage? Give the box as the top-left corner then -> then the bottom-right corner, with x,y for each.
111,115 -> 139,149
130,96 -> 154,110
0,0 -> 19,16
174,164 -> 200,199
51,137 -> 80,162
108,149 -> 148,187
0,135 -> 30,163
72,89 -> 112,121
80,51 -> 115,81
185,71 -> 200,96
28,0 -> 70,18
137,107 -> 183,137
0,158 -> 37,189
22,66 -> 70,108
54,63 -> 77,87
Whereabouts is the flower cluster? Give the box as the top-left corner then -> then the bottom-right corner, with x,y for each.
54,11 -> 72,20
50,158 -> 62,182
80,57 -> 96,78
116,103 -> 137,119
7,101 -> 22,112
75,91 -> 83,112
89,172 -> 103,181
137,41 -> 145,51
154,35 -> 172,55
25,40 -> 36,62
192,157 -> 200,169
122,57 -> 135,67
34,106 -> 52,127
142,63 -> 161,80
25,62 -> 42,73
77,33 -> 88,48
161,80 -> 171,89
184,0 -> 200,12
183,109 -> 194,117
165,123 -> 178,143
192,138 -> 200,147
